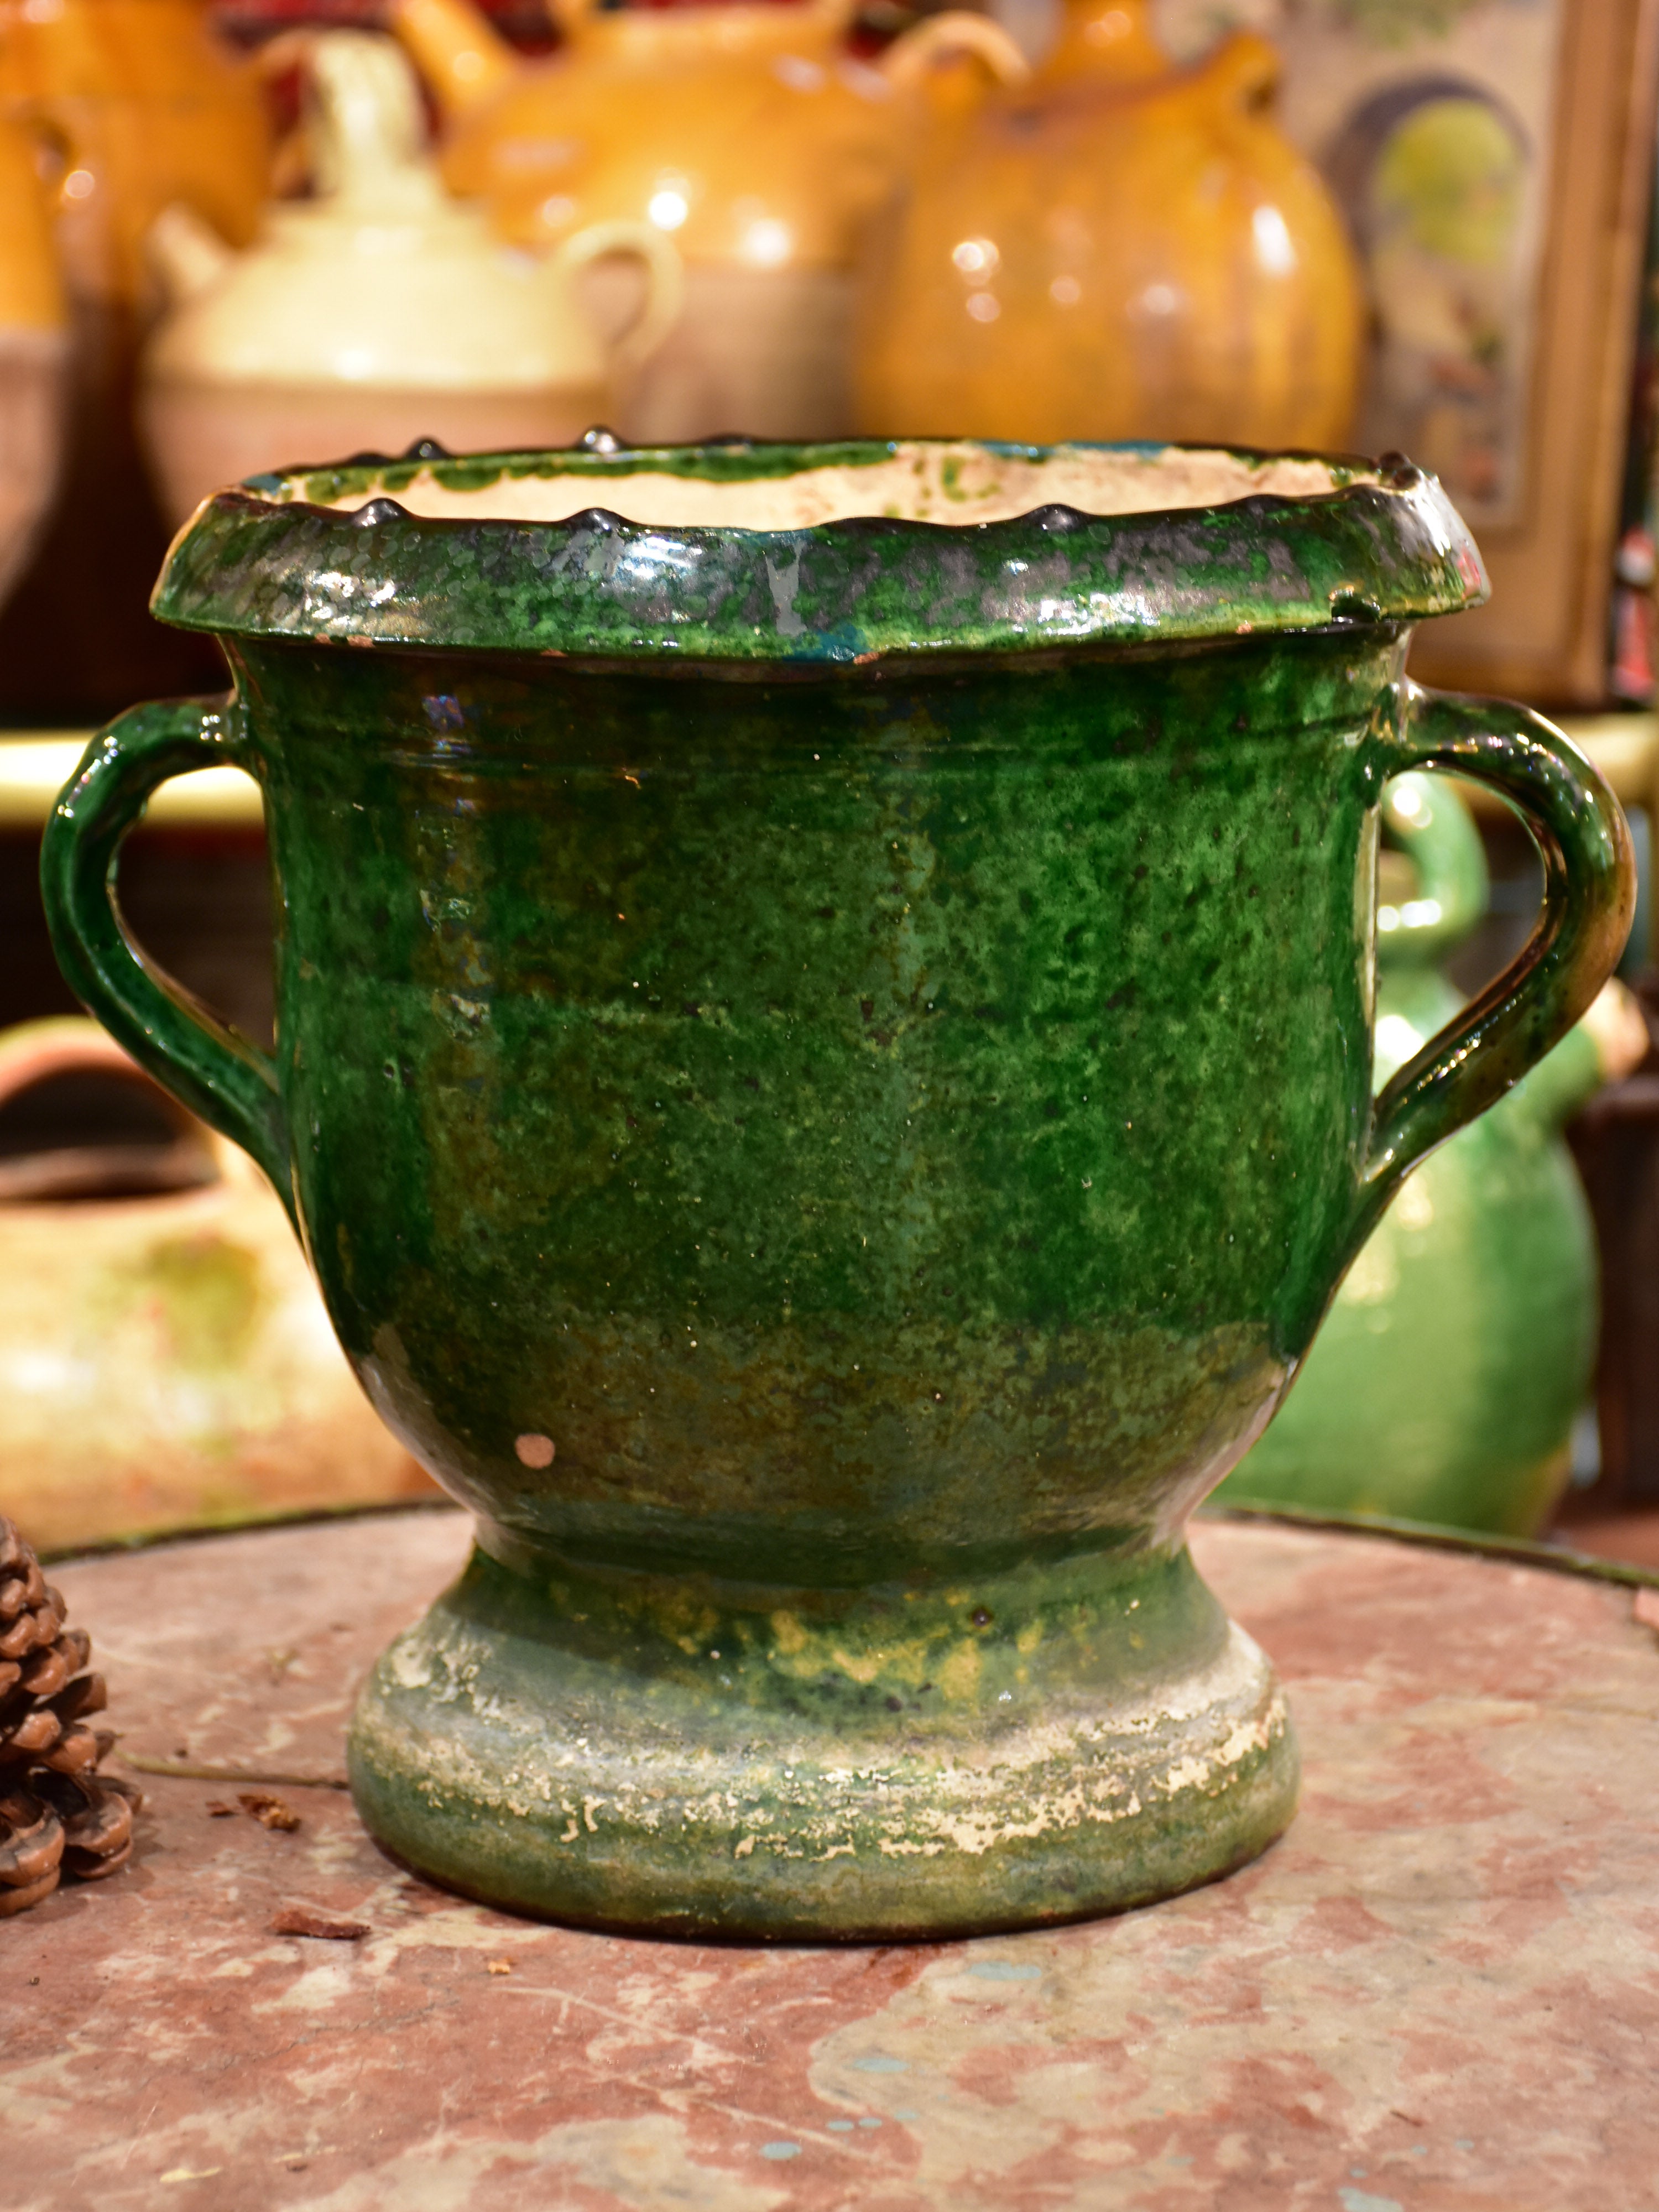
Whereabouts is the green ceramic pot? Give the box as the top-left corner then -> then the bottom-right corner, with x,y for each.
1217,772 -> 1608,1536
39,438 -> 1634,1938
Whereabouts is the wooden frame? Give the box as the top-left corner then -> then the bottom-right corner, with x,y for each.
1405,0 -> 1659,706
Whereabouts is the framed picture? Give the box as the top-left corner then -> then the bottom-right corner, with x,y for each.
1156,0 -> 1659,707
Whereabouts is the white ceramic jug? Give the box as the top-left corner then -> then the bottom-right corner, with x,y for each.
139,30 -> 681,522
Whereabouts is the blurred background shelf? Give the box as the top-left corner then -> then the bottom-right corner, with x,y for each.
0,730 -> 264,829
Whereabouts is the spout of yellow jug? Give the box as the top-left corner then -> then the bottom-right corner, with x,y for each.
1036,0 -> 1169,88
390,0 -> 519,120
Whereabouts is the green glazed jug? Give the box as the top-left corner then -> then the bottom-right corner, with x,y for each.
1218,771 -> 1641,1537
39,436 -> 1633,1938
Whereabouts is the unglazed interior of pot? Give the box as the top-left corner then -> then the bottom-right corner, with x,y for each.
289,441 -> 1374,530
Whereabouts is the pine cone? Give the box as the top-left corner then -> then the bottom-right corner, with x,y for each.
0,1516 -> 140,1915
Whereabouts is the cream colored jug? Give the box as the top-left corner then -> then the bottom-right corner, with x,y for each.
139,30 -> 681,523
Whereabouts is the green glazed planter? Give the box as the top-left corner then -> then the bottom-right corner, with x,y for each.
1217,772 -> 1609,1537
40,437 -> 1634,1939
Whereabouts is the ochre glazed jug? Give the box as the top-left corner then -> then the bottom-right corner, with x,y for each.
0,0 -> 273,718
0,0 -> 269,307
41,437 -> 1631,1938
855,0 -> 1361,447
392,0 -> 1026,439
0,116 -> 66,608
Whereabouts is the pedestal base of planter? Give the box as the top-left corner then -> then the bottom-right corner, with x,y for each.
348,1530 -> 1299,1940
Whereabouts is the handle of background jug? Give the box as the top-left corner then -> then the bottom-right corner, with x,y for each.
1346,682 -> 1634,1263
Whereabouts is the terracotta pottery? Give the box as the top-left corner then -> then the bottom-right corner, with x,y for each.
854,0 -> 1361,448
0,0 -> 273,719
1217,775 -> 1647,1538
40,437 -> 1631,1938
0,1018 -> 434,1554
139,32 -> 681,526
0,116 -> 66,611
392,0 -> 1027,441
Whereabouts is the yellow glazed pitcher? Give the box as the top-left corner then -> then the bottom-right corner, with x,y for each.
0,116 -> 65,610
393,0 -> 1027,440
0,0 -> 272,718
0,0 -> 269,309
855,0 -> 1361,447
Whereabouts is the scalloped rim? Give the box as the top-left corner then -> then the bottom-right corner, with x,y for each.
152,435 -> 1488,664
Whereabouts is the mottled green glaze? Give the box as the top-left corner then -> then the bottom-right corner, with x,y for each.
352,1535 -> 1296,1940
40,439 -> 1633,1937
1218,774 -> 1605,1537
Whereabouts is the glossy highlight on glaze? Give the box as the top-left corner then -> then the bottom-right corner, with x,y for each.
41,437 -> 1632,1936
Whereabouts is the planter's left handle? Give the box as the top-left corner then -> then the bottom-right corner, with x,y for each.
38,696 -> 295,1220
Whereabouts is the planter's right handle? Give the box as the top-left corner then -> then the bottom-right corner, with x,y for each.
38,696 -> 294,1219
1350,682 -> 1635,1256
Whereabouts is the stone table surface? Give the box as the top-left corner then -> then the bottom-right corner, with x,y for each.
6,1508 -> 1659,2212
